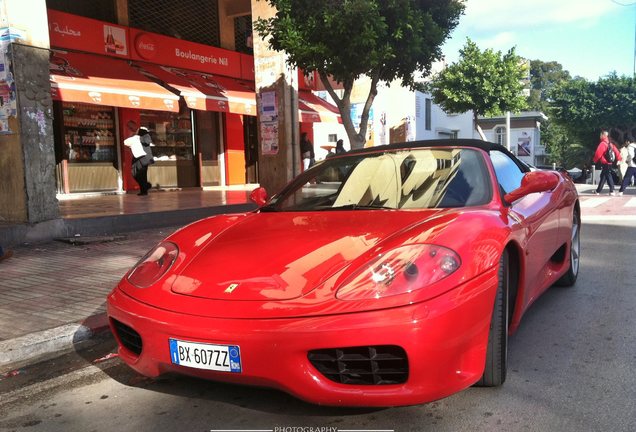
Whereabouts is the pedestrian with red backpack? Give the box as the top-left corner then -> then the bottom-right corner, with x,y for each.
593,130 -> 621,195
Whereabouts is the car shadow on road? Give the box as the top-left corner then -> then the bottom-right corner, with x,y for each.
69,333 -> 384,417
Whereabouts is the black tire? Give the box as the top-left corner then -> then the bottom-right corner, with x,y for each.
476,250 -> 509,387
555,209 -> 581,287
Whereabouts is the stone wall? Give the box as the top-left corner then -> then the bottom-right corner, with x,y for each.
5,43 -> 59,223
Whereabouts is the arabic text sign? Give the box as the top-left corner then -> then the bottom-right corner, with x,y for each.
47,9 -> 130,59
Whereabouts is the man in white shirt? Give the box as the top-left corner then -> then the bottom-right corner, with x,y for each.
124,126 -> 154,195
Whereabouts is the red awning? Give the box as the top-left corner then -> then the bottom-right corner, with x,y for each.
49,50 -> 180,112
298,90 -> 341,123
133,63 -> 257,116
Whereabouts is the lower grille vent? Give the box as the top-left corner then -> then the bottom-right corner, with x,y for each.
111,319 -> 143,356
308,345 -> 408,385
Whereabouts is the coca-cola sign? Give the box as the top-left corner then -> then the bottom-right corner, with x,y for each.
135,33 -> 157,60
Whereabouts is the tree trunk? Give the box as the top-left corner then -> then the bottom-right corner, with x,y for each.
318,71 -> 379,150
474,112 -> 487,141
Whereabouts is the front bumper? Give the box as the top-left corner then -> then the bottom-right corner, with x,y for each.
106,269 -> 497,407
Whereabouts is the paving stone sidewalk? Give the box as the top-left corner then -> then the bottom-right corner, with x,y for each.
0,226 -> 179,369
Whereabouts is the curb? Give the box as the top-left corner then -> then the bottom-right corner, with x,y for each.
0,313 -> 110,371
0,202 -> 257,248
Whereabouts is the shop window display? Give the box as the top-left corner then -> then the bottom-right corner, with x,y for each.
140,110 -> 194,161
63,103 -> 116,162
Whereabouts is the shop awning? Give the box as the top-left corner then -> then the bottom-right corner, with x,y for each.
49,50 -> 180,112
298,90 -> 342,123
133,63 -> 257,116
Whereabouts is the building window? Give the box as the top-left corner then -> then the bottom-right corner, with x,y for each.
328,134 -> 338,143
425,98 -> 432,131
47,0 -> 117,23
129,0 -> 220,47
235,15 -> 253,54
495,126 -> 506,146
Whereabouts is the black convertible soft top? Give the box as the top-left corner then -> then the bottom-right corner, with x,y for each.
344,138 -> 509,156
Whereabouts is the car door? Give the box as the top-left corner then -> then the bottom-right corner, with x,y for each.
489,151 -> 559,306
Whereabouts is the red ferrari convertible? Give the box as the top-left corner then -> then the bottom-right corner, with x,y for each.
107,139 -> 580,406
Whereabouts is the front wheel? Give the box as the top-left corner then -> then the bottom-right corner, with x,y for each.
555,208 -> 580,287
475,250 -> 509,387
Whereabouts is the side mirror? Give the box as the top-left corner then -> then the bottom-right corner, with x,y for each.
249,187 -> 268,207
504,170 -> 559,204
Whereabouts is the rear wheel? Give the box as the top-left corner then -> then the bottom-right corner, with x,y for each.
476,250 -> 509,387
555,209 -> 580,287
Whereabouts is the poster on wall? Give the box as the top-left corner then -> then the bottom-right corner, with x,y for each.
259,90 -> 279,155
0,30 -> 20,134
259,91 -> 278,122
260,122 -> 279,155
516,131 -> 532,157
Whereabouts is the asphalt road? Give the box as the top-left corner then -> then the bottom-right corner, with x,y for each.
1,220 -> 635,432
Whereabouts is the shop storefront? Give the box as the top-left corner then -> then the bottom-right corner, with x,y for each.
50,46 -> 181,193
55,102 -> 118,192
131,60 -> 257,187
48,9 -> 257,194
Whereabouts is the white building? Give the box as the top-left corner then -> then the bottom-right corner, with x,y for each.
477,111 -> 549,166
310,73 -> 474,160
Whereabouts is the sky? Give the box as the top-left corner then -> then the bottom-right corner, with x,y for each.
441,0 -> 636,81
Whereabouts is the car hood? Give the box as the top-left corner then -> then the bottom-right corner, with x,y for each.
170,211 -> 435,301
116,207 -> 507,319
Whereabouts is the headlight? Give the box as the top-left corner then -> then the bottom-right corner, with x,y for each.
336,244 -> 460,300
127,242 -> 179,288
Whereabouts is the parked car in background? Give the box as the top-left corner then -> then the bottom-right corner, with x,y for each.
107,139 -> 581,407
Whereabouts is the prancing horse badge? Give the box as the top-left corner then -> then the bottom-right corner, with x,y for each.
224,283 -> 239,294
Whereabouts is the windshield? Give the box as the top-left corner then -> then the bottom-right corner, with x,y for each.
265,148 -> 492,211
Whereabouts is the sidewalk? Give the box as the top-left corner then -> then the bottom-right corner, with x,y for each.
1,184 -> 635,373
0,228 -> 175,370
0,187 -> 256,372
0,187 -> 257,247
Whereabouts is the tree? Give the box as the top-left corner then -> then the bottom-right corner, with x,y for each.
524,60 -> 572,166
549,73 -> 636,157
526,60 -> 571,112
541,121 -> 589,169
425,38 -> 528,137
254,0 -> 465,149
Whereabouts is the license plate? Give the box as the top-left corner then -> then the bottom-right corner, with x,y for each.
169,339 -> 241,373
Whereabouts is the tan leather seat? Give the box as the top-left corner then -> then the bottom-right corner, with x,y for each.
400,153 -> 437,208
333,155 -> 400,208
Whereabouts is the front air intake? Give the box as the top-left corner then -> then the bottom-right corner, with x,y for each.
308,345 -> 408,385
111,319 -> 143,356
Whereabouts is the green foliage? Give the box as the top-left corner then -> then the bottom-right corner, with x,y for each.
254,0 -> 465,148
426,38 -> 528,128
548,73 -> 636,152
526,60 -> 571,112
541,122 -> 588,168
